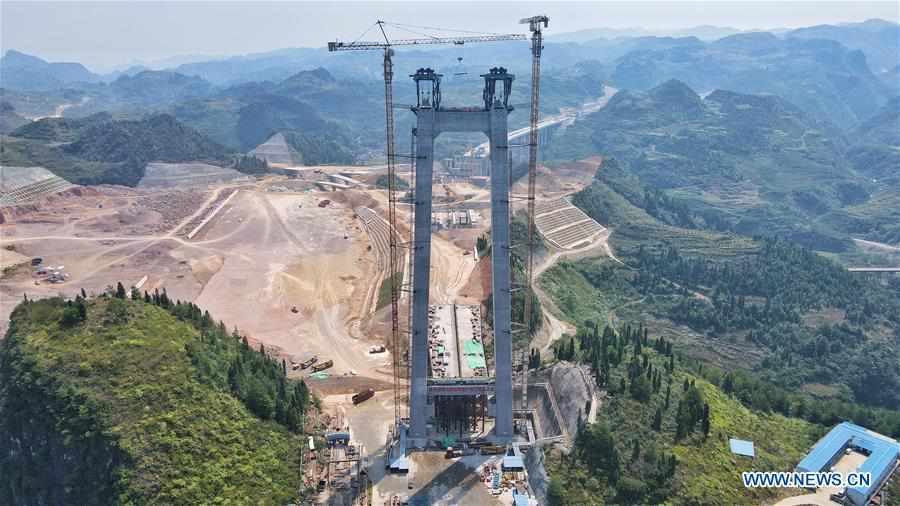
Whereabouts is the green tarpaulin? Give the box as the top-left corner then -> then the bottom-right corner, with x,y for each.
463,339 -> 486,369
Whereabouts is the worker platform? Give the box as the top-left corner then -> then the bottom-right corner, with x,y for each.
428,304 -> 489,382
425,304 -> 495,438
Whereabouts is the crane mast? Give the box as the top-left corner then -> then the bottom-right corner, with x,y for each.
520,15 -> 548,409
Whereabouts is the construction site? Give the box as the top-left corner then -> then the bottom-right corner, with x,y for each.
0,15 -> 619,506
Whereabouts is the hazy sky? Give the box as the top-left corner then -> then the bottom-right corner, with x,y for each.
2,1 -> 897,72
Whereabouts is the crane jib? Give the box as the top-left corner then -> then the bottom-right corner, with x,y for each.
328,34 -> 526,51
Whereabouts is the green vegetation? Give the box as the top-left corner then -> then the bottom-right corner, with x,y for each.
542,160 -> 900,503
546,322 -> 818,505
0,292 -> 311,505
0,101 -> 28,134
571,159 -> 759,258
554,164 -> 900,411
173,69 -> 377,158
376,271 -> 404,310
281,131 -> 353,166
549,242 -> 900,416
232,153 -> 269,174
888,473 -> 900,500
375,174 -> 410,190
4,113 -> 232,186
475,233 -> 490,258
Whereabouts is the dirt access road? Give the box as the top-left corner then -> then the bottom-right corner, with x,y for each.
530,230 -> 619,356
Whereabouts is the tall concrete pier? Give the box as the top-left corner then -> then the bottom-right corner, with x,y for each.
407,68 -> 515,445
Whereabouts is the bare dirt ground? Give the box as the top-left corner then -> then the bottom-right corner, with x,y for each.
1,154 -> 608,504
0,181 -> 395,388
512,157 -> 602,199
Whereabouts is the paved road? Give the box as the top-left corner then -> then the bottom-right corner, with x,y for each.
467,86 -> 618,157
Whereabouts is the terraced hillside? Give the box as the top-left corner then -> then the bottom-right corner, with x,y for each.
534,197 -> 607,249
0,166 -> 73,206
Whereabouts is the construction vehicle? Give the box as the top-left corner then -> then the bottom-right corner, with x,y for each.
300,356 -> 318,369
352,388 -> 375,405
369,345 -> 386,354
312,359 -> 334,372
480,444 -> 506,455
445,446 -> 463,459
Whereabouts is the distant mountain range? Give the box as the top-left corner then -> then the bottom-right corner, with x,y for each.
3,18 -> 896,90
1,18 -> 896,199
786,18 -> 900,73
548,79 -> 899,249
549,24 -> 745,43
0,50 -> 100,90
609,32 -> 893,128
110,70 -> 213,106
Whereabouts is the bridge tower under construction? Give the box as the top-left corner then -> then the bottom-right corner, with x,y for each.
407,67 -> 515,446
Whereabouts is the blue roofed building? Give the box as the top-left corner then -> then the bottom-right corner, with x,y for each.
512,490 -> 531,506
503,444 -> 525,471
795,422 -> 900,506
729,438 -> 756,458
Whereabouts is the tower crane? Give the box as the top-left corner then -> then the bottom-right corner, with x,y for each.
328,21 -> 526,428
519,15 -> 548,409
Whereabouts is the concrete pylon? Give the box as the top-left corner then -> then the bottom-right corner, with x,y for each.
408,105 -> 435,442
407,68 -> 514,446
488,101 -> 513,439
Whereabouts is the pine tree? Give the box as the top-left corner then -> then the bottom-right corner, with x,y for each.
701,402 -> 711,439
675,402 -> 687,440
115,282 -> 126,299
652,407 -> 662,431
76,297 -> 87,320
722,373 -> 734,394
